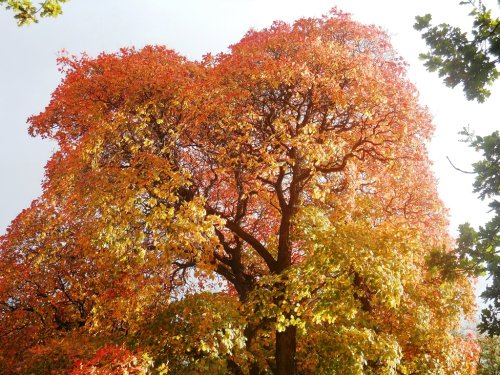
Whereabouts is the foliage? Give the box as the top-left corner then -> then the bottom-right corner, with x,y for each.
0,11 -> 478,374
0,0 -> 67,25
458,130 -> 500,336
416,1 -> 500,337
430,131 -> 499,336
477,335 -> 500,374
71,346 -> 154,375
414,0 -> 500,102
136,293 -> 248,374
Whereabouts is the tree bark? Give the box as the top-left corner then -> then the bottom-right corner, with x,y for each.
275,325 -> 297,375
274,155 -> 303,375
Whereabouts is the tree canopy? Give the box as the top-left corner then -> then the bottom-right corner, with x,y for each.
0,11 -> 479,374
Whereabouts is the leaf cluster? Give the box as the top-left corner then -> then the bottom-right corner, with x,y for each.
0,0 -> 67,25
414,1 -> 500,102
477,335 -> 500,374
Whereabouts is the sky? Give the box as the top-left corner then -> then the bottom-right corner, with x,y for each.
0,0 -> 498,310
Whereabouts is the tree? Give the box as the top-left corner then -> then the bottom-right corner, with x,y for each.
414,0 -> 500,103
456,130 -> 500,336
0,0 -> 67,25
0,11 -> 478,374
415,1 -> 500,337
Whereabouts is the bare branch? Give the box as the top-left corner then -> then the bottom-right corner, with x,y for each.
446,156 -> 476,174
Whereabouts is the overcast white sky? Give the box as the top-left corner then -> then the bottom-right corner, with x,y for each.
1,0 -> 498,310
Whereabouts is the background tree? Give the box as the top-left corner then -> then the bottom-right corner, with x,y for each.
416,1 -> 500,337
0,0 -> 67,25
414,0 -> 500,102
0,12 -> 478,374
456,130 -> 500,336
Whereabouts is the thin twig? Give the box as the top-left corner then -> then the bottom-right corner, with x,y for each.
446,156 -> 476,174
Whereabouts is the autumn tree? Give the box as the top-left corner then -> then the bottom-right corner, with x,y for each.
0,11 -> 478,374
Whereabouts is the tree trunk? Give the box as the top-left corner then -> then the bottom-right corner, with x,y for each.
274,153 -> 302,375
275,325 -> 297,375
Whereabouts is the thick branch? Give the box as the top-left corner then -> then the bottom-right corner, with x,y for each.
225,220 -> 278,272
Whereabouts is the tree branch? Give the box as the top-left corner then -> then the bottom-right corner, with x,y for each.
225,220 -> 277,272
446,156 -> 476,174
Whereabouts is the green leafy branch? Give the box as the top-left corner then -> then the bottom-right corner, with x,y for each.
414,1 -> 500,102
0,0 -> 68,26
